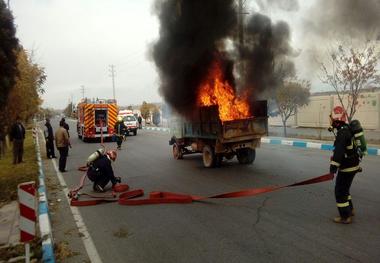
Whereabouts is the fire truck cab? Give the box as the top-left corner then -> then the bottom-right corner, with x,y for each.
76,98 -> 118,142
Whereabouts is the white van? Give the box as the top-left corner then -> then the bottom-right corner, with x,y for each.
118,110 -> 138,136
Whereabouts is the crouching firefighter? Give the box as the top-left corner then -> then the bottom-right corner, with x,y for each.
114,116 -> 126,150
328,112 -> 365,224
86,149 -> 121,192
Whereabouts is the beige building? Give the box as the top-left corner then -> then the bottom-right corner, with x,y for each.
269,88 -> 380,130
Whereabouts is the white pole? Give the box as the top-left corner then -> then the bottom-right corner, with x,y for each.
25,243 -> 30,263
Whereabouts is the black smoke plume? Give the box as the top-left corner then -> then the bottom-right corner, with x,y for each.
152,0 -> 237,117
152,0 -> 295,116
240,13 -> 295,102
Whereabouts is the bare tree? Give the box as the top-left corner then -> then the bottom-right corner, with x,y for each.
320,43 -> 380,121
275,79 -> 310,136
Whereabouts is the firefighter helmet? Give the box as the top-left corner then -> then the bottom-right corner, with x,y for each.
106,150 -> 117,161
329,106 -> 348,129
117,116 -> 123,122
330,106 -> 347,123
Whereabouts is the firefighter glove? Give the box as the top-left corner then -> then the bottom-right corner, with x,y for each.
329,164 -> 338,174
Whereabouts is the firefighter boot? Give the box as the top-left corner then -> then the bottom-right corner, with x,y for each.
333,216 -> 352,224
334,206 -> 352,224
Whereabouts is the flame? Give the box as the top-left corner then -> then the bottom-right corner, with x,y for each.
198,61 -> 251,122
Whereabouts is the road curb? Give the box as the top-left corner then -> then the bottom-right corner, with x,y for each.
34,127 -> 55,263
142,127 -> 380,156
261,137 -> 380,156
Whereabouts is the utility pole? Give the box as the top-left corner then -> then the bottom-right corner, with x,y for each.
80,85 -> 85,99
109,65 -> 116,100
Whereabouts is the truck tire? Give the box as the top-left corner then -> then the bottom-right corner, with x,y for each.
173,144 -> 183,160
237,148 -> 256,165
203,145 -> 216,168
133,129 -> 137,136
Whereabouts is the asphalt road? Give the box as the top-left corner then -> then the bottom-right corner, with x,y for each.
52,118 -> 380,263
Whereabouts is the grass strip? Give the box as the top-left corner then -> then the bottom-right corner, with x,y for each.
0,130 -> 39,207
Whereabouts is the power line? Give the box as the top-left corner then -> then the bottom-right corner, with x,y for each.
109,65 -> 116,100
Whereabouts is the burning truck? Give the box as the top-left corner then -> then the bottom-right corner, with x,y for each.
152,1 -> 292,167
169,60 -> 268,168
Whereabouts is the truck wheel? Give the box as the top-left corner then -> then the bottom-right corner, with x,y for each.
237,148 -> 255,164
203,145 -> 216,168
173,144 -> 183,160
133,129 -> 137,136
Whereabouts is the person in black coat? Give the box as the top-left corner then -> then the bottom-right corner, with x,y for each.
86,150 -> 120,192
9,116 -> 25,164
44,118 -> 56,159
114,116 -> 126,150
329,114 -> 361,224
137,115 -> 142,129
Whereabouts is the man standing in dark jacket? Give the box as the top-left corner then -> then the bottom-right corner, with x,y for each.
44,118 -> 56,159
9,116 -> 25,164
329,113 -> 361,224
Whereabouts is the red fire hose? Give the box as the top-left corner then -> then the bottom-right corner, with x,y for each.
70,120 -> 333,207
69,173 -> 334,206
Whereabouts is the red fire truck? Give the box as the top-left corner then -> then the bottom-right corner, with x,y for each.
76,98 -> 118,142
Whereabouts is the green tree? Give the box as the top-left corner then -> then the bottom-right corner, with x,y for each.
140,101 -> 152,120
4,48 -> 46,125
275,79 -> 310,136
127,105 -> 133,110
0,1 -> 19,112
320,43 -> 380,121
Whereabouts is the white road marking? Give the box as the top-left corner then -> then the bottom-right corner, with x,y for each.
39,129 -> 103,263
